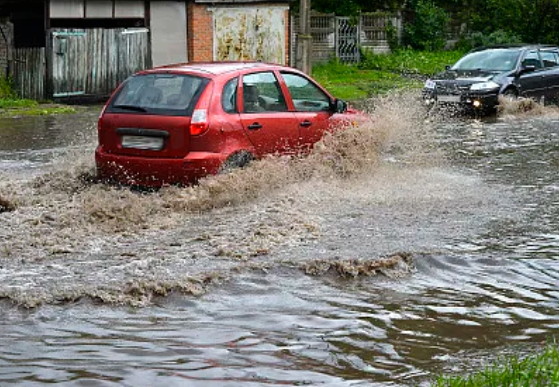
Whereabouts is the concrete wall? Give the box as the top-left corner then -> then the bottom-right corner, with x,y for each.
150,1 -> 188,67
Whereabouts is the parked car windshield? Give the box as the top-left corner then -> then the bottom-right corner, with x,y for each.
451,48 -> 521,72
108,74 -> 209,116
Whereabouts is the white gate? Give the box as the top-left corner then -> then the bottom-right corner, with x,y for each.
336,17 -> 360,63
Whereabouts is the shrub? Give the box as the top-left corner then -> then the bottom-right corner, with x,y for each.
0,77 -> 16,99
456,29 -> 522,51
403,0 -> 449,51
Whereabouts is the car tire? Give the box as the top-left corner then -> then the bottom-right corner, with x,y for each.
219,151 -> 254,174
501,88 -> 518,101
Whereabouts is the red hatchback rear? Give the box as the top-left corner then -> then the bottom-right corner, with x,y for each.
96,62 -> 359,187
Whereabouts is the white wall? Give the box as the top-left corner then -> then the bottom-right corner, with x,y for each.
150,1 -> 188,67
50,0 -> 145,18
50,0 -> 84,18
85,0 -> 112,18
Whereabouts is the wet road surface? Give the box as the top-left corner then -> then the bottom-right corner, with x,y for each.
0,97 -> 558,386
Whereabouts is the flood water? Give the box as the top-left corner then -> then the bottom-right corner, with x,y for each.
0,97 -> 558,386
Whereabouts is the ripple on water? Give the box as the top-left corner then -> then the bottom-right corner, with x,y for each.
1,94 -> 559,386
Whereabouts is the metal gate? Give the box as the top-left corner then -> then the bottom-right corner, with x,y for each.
213,7 -> 287,65
336,17 -> 360,63
51,28 -> 149,98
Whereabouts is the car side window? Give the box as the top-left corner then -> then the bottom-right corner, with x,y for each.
522,50 -> 543,69
540,51 -> 559,68
281,72 -> 331,112
222,77 -> 238,114
242,72 -> 287,113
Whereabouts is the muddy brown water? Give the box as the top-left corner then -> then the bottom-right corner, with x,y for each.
0,96 -> 558,386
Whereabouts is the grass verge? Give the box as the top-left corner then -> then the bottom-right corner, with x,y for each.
433,343 -> 559,387
313,49 -> 466,102
0,98 -> 76,117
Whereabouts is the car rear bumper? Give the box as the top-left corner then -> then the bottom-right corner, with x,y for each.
95,146 -> 227,187
423,90 -> 499,110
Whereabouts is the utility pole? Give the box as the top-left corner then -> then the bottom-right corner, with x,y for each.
297,0 -> 312,75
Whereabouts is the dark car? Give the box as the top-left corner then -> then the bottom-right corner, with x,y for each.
95,62 -> 364,188
423,44 -> 559,111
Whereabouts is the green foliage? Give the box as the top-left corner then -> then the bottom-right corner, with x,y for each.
403,0 -> 449,51
312,59 -> 421,101
433,343 -> 559,387
0,77 -> 17,99
0,99 -> 38,109
304,0 -> 404,15
456,29 -> 522,51
457,0 -> 559,45
312,49 -> 464,101
359,48 -> 465,76
385,21 -> 399,51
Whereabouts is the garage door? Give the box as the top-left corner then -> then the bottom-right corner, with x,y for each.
213,6 -> 287,65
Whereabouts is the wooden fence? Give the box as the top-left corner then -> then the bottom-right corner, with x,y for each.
13,48 -> 45,100
51,28 -> 150,98
291,12 -> 401,65
11,28 -> 149,100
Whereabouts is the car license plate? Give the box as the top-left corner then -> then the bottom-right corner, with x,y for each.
121,135 -> 164,150
437,95 -> 461,103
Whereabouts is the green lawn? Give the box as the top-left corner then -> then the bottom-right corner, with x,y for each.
312,49 -> 466,102
433,343 -> 559,387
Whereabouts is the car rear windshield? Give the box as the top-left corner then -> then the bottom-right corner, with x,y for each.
452,49 -> 521,72
107,73 -> 209,116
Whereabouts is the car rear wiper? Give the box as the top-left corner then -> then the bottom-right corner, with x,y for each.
112,104 -> 148,112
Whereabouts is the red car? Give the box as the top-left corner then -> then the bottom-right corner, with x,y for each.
96,61 -> 361,187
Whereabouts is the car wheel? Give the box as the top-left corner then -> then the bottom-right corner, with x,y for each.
501,88 -> 518,101
219,151 -> 254,174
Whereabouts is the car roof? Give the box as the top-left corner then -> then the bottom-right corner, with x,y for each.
471,44 -> 558,52
139,61 -> 291,77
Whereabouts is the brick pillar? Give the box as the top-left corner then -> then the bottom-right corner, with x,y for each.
187,3 -> 214,62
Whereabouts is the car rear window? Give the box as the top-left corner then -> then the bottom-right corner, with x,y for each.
107,73 -> 209,116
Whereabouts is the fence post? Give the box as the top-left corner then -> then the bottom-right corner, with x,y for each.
45,30 -> 54,100
296,0 -> 312,74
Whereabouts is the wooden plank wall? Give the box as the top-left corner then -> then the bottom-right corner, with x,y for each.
13,48 -> 45,100
51,28 -> 150,98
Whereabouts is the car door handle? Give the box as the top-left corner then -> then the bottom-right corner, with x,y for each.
300,120 -> 312,127
248,123 -> 262,130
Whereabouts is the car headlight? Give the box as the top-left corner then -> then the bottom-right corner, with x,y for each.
470,81 -> 500,91
424,79 -> 436,90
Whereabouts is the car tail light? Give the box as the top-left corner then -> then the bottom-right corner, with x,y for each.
190,109 -> 208,135
190,84 -> 213,136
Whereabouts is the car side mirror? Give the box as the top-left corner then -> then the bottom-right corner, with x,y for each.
332,99 -> 347,113
520,64 -> 537,74
445,65 -> 451,70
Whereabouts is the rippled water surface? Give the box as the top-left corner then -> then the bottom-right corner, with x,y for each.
0,99 -> 558,386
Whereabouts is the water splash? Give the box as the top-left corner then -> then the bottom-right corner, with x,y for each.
497,95 -> 559,118
0,91 -> 443,305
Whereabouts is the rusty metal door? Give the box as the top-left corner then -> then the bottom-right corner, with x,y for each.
213,7 -> 287,65
336,17 -> 360,63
